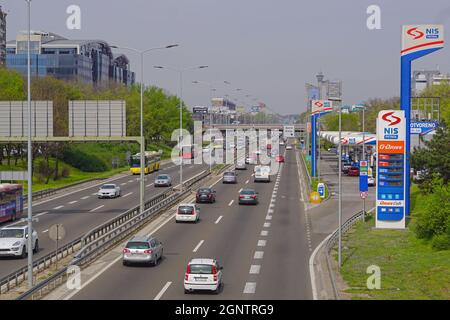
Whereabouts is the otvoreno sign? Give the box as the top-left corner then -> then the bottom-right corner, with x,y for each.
410,121 -> 438,135
376,110 -> 406,229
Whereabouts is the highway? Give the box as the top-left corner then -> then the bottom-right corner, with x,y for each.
0,161 -> 208,279
68,146 -> 313,300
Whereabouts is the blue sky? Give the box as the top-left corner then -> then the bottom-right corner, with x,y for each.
2,0 -> 450,114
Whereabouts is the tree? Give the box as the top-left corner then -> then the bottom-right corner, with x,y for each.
320,112 -> 360,131
0,68 -> 25,100
419,81 -> 450,126
411,125 -> 450,186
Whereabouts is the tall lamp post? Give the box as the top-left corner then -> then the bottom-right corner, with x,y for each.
154,65 -> 208,191
25,0 -> 33,289
111,44 -> 178,214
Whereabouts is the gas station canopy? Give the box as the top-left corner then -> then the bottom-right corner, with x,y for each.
319,131 -> 376,146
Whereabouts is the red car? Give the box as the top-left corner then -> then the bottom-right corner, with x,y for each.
275,155 -> 285,163
347,166 -> 360,176
267,144 -> 272,150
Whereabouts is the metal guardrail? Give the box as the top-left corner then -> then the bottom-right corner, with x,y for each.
16,169 -> 213,300
324,209 -> 374,300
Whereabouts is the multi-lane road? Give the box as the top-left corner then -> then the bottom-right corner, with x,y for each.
0,161 -> 208,279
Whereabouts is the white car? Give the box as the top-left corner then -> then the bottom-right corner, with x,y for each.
0,226 -> 39,258
368,176 -> 376,186
254,165 -> 271,182
176,204 -> 200,223
98,184 -> 121,198
280,141 -> 285,146
286,145 -> 293,150
184,258 -> 223,294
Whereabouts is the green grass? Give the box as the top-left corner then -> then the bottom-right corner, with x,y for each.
336,214 -> 450,300
1,158 -> 127,194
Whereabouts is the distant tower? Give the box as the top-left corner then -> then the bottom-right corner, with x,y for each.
316,71 -> 325,99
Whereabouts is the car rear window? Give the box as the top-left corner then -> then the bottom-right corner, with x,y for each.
189,264 -> 213,274
157,175 -> 168,179
198,188 -> 210,194
102,185 -> 115,189
178,206 -> 194,214
126,241 -> 149,249
240,190 -> 255,195
224,172 -> 235,176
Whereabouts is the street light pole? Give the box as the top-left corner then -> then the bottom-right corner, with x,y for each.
362,107 -> 366,221
338,103 -> 342,269
154,65 -> 208,191
25,0 -> 33,289
110,44 -> 178,214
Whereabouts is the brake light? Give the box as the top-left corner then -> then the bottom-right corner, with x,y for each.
252,195 -> 257,199
185,265 -> 191,280
212,265 -> 217,281
144,249 -> 153,254
239,195 -> 244,199
123,248 -> 130,253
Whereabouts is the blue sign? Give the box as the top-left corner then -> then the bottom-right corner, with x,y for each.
410,121 -> 438,135
317,183 -> 325,198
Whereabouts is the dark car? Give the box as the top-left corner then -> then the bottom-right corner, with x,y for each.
342,162 -> 352,174
238,189 -> 258,205
348,166 -> 360,176
196,188 -> 216,203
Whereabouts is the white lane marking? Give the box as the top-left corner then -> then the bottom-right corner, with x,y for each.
120,183 -> 127,186
90,205 -> 104,212
53,205 -> 64,210
123,192 -> 133,198
249,265 -> 261,274
238,188 -> 243,193
228,200 -> 234,206
243,282 -> 256,294
251,173 -> 255,177
215,216 -> 223,224
128,180 -> 133,183
266,215 -> 272,220
193,240 -> 204,253
68,201 -> 78,205
257,240 -> 266,247
146,183 -> 154,187
154,281 -> 172,300
245,180 -> 249,184
81,196 -> 89,200
91,192 -> 97,196
36,211 -> 48,218
254,251 -> 264,259
310,233 -> 333,300
42,229 -> 49,233
268,209 -> 274,214
261,230 -> 269,236
264,222 -> 271,228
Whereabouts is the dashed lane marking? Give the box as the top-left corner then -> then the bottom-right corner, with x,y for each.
215,216 -> 223,224
90,205 -> 104,212
243,282 -> 256,294
154,281 -> 172,300
193,240 -> 204,253
254,251 -> 264,259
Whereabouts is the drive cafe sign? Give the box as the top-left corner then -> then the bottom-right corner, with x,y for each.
376,110 -> 406,229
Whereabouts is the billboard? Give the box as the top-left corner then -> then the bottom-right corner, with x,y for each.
0,101 -> 53,137
283,125 -> 295,138
69,100 -> 126,137
410,121 -> 438,135
376,110 -> 406,229
192,106 -> 208,114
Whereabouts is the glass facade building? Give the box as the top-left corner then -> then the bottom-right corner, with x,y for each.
6,31 -> 134,86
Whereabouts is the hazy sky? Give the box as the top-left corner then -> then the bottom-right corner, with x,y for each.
2,0 -> 450,115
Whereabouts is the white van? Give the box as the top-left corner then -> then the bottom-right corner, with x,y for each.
254,165 -> 271,183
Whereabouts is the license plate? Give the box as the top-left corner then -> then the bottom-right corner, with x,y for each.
194,277 -> 207,281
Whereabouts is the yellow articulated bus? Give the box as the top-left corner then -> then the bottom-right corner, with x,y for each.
129,150 -> 162,175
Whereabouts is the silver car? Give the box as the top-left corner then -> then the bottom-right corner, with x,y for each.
235,162 -> 247,170
222,171 -> 237,184
155,174 -> 172,187
98,184 -> 121,198
122,236 -> 163,266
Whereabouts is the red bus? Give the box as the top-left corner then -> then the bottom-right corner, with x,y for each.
0,184 -> 24,224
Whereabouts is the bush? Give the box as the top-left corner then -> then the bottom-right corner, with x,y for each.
414,177 -> 450,240
431,234 -> 450,251
36,159 -> 54,184
62,147 -> 108,172
61,166 -> 71,178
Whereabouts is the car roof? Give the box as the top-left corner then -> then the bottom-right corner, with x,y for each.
189,258 -> 216,265
240,188 -> 256,193
101,184 -> 116,187
179,203 -> 196,207
128,235 -> 151,242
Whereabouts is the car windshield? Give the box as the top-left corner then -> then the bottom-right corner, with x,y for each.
126,241 -> 150,249
101,185 -> 115,189
0,229 -> 24,238
157,175 -> 168,179
189,264 -> 214,274
198,188 -> 211,194
240,190 -> 255,195
178,206 -> 194,214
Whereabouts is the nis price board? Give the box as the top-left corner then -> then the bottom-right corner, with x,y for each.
376,110 -> 406,229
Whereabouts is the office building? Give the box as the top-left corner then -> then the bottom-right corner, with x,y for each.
6,31 -> 134,86
412,70 -> 450,95
0,6 -> 6,67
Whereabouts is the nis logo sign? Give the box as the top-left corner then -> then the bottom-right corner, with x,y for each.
382,112 -> 400,139
407,27 -> 440,40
